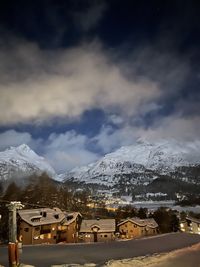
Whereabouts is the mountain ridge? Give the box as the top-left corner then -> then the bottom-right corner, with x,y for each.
61,139 -> 200,186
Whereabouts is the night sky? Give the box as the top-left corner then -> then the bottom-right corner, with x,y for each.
0,0 -> 200,173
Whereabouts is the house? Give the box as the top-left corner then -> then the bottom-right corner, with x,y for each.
117,217 -> 158,239
18,207 -> 66,245
79,219 -> 115,243
180,216 -> 200,234
57,212 -> 82,243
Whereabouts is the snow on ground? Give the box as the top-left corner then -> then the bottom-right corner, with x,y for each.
105,242 -> 200,267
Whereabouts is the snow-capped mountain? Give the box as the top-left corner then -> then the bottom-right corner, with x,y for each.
0,144 -> 57,181
61,139 -> 200,186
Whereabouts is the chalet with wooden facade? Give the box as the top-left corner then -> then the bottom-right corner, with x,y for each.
18,208 -> 66,245
79,219 -> 115,243
57,212 -> 82,243
180,216 -> 200,234
117,217 -> 158,239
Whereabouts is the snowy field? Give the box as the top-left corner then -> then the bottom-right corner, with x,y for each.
105,242 -> 200,267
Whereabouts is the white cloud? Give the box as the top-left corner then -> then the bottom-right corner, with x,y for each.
93,114 -> 200,154
0,39 -> 160,125
93,125 -> 137,153
137,115 -> 200,141
44,131 -> 98,172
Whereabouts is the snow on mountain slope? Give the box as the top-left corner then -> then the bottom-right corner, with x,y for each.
62,139 -> 200,185
0,144 -> 57,181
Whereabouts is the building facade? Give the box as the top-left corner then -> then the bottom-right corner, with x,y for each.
180,216 -> 200,234
18,207 -> 66,245
117,217 -> 158,239
57,212 -> 82,243
79,219 -> 116,243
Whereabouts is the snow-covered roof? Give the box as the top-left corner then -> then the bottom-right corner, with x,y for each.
80,219 -> 115,233
18,207 -> 65,226
62,212 -> 82,226
186,216 -> 200,224
117,217 -> 158,229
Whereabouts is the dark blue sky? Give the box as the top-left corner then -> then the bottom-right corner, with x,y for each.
0,0 -> 200,172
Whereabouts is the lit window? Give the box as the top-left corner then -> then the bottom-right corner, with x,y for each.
47,233 -> 51,239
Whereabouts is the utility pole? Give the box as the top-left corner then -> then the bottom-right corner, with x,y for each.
6,201 -> 24,243
6,201 -> 24,267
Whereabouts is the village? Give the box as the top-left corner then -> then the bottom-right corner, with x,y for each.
14,204 -> 200,246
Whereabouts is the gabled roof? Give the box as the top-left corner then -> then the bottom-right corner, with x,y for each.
62,212 -> 82,226
186,216 -> 200,224
80,219 -> 115,233
117,217 -> 158,229
18,207 -> 65,226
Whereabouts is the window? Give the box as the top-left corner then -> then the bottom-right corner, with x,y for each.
67,215 -> 73,221
134,225 -> 137,228
47,233 -> 51,239
31,218 -> 40,222
104,235 -> 107,237
40,226 -> 51,234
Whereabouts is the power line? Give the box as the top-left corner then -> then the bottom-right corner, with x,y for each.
0,199 -> 86,215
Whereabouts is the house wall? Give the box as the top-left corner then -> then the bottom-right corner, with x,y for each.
81,233 -> 94,243
191,222 -> 200,234
97,232 -> 114,242
180,220 -> 200,234
119,221 -> 157,239
145,227 -> 157,236
19,222 -> 58,245
57,219 -> 80,243
66,221 -> 77,243
32,223 -> 57,245
80,232 -> 114,243
119,221 -> 145,239
19,221 -> 32,245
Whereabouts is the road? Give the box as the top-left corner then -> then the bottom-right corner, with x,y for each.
0,233 -> 200,267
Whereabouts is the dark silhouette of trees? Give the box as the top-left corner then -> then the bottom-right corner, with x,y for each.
152,207 -> 179,233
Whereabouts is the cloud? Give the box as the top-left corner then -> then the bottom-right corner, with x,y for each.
44,131 -> 98,172
137,115 -> 200,142
92,113 -> 200,154
0,111 -> 200,173
0,130 -> 32,151
0,38 -> 160,125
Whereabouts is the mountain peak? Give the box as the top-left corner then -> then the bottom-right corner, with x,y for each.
0,144 -> 57,182
17,144 -> 32,151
